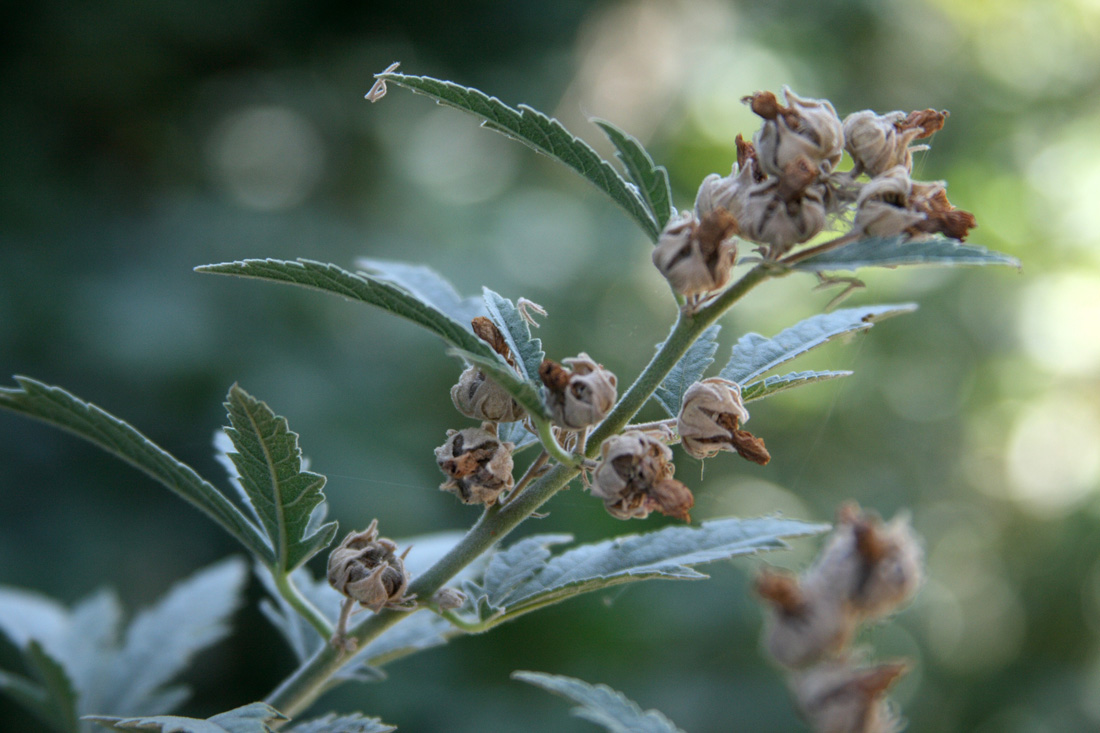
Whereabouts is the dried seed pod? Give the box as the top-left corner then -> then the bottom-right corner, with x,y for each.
852,166 -> 926,238
694,161 -> 755,221
652,210 -> 739,298
591,431 -> 694,521
844,108 -> 947,177
677,378 -> 770,464
539,353 -> 617,430
327,520 -> 411,612
757,569 -> 858,669
434,427 -> 515,505
791,657 -> 908,733
740,170 -> 828,255
806,503 -> 924,621
450,365 -> 526,423
745,87 -> 845,178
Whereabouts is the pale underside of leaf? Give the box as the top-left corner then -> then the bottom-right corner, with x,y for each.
284,713 -> 396,733
513,671 -> 686,733
0,377 -> 274,565
593,119 -> 674,232
741,370 -> 853,403
792,235 -> 1020,271
86,702 -> 286,733
378,72 -> 659,241
652,324 -> 721,417
720,303 -> 917,385
355,258 -> 486,326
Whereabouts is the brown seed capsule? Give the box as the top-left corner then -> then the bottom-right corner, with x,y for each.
791,657 -> 908,733
434,427 -> 515,505
745,87 -> 845,178
327,520 -> 411,612
844,108 -> 948,178
539,353 -> 617,430
450,365 -> 526,423
677,378 -> 770,464
591,431 -> 694,521
852,166 -> 926,238
757,568 -> 858,669
740,172 -> 828,255
652,210 -> 739,298
694,160 -> 755,221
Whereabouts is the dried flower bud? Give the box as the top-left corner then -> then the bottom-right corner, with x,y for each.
591,431 -> 693,521
652,210 -> 739,298
852,166 -> 925,238
539,353 -> 617,429
791,657 -> 908,733
327,520 -> 411,612
432,587 -> 467,611
757,569 -> 857,669
694,161 -> 755,221
677,378 -> 770,464
745,87 -> 845,178
451,365 -> 526,423
740,174 -> 828,255
434,427 -> 515,505
844,108 -> 947,178
806,503 -> 924,621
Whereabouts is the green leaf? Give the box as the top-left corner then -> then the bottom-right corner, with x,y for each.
196,259 -> 499,364
741,370 -> 853,404
593,119 -> 674,230
719,304 -> 917,384
482,288 -> 546,383
651,325 -> 721,417
355,258 -> 486,326
513,671 -> 685,733
87,702 -> 286,733
0,377 -> 274,566
223,385 -> 337,572
378,72 -> 660,241
465,517 -> 826,625
285,713 -> 396,733
25,642 -> 79,733
447,348 -> 550,421
792,235 -> 1020,271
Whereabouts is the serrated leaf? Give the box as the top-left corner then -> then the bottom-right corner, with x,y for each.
447,348 -> 549,420
223,385 -> 337,572
792,235 -> 1020,271
379,72 -> 659,241
651,325 -> 721,417
87,702 -> 286,733
482,288 -> 545,382
593,119 -> 674,230
720,304 -> 916,385
741,370 -> 853,403
0,378 -> 274,565
466,517 -> 826,624
285,713 -> 396,733
355,258 -> 486,326
196,259 -> 500,365
513,671 -> 685,733
25,641 -> 79,733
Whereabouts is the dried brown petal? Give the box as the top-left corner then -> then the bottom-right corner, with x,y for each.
434,427 -> 515,505
652,210 -> 739,297
327,520 -> 411,612
791,657 -> 908,733
471,316 -> 514,366
451,365 -> 526,423
746,87 -> 845,178
909,182 -> 977,240
678,378 -> 770,464
539,353 -> 617,429
591,431 -> 693,521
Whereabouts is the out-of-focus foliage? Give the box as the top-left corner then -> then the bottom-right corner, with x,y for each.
2,0 -> 1099,731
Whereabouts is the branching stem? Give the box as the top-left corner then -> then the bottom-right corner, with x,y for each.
273,569 -> 334,639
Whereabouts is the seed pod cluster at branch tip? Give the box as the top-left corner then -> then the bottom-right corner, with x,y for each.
591,431 -> 694,521
678,378 -> 770,464
434,426 -> 515,505
539,353 -> 617,430
327,519 -> 411,612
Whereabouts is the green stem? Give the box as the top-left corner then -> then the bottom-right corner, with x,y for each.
264,264 -> 776,720
274,570 -> 333,639
533,416 -> 580,467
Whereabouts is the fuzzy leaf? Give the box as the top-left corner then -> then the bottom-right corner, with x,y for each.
720,304 -> 916,384
0,377 -> 274,565
196,259 -> 501,364
593,119 -> 674,230
355,258 -> 486,326
651,325 -> 721,417
87,702 -> 285,733
285,714 -> 396,733
466,517 -> 826,625
513,671 -> 685,733
741,370 -> 853,403
223,385 -> 337,572
482,288 -> 545,383
25,642 -> 79,733
496,420 -> 539,451
379,72 -> 659,241
792,235 -> 1020,271
447,348 -> 549,420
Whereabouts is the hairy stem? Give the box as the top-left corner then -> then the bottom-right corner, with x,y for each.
274,571 -> 334,639
264,264 -> 774,719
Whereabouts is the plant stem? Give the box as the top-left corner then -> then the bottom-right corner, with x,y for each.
264,264 -> 775,720
274,570 -> 333,639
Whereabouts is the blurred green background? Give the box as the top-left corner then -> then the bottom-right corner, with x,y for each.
3,0 -> 1100,730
